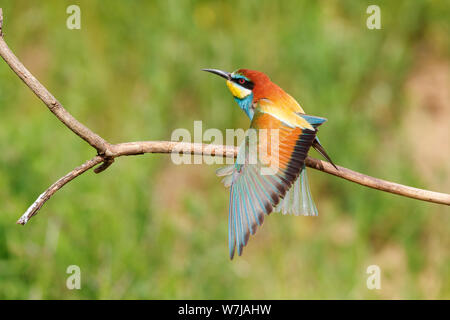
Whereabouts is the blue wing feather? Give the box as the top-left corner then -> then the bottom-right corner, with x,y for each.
221,111 -> 326,259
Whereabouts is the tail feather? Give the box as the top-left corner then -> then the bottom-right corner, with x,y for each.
275,165 -> 318,216
312,138 -> 338,170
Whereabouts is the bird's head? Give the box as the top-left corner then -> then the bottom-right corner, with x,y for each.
203,68 -> 271,119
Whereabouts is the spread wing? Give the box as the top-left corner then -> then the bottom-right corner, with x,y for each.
220,103 -> 327,259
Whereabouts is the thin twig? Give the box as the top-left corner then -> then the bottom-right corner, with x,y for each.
0,8 -> 3,37
16,156 -> 104,225
304,158 -> 450,205
0,8 -> 448,226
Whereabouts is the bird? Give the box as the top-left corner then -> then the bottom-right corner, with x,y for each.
203,68 -> 336,259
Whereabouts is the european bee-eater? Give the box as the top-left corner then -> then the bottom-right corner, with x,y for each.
203,68 -> 335,259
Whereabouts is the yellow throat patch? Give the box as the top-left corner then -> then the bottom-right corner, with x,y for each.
226,80 -> 251,99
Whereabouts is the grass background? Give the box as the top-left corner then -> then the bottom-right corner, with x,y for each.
0,0 -> 449,299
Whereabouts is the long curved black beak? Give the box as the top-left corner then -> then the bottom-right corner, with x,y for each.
202,68 -> 231,80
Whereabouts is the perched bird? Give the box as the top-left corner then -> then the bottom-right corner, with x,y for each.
203,68 -> 336,259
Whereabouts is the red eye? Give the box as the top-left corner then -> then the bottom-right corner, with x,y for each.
238,78 -> 245,84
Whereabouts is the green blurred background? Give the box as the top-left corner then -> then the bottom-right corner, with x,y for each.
0,0 -> 449,299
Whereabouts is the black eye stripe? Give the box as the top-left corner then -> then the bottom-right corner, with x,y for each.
232,78 -> 255,90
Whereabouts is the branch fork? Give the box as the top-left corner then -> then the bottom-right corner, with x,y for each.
0,8 -> 448,226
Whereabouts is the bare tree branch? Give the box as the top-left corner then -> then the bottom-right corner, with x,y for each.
0,9 -> 448,226
0,12 -> 109,154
